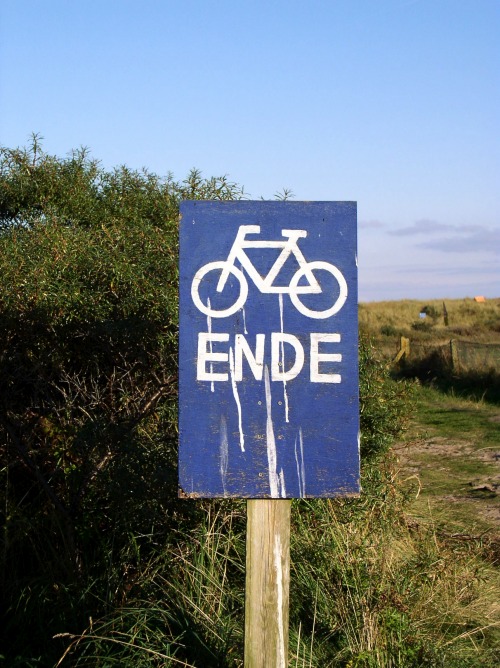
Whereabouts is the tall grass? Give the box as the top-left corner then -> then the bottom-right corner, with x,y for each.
56,502 -> 247,667
55,462 -> 500,667
290,472 -> 500,667
359,298 -> 500,344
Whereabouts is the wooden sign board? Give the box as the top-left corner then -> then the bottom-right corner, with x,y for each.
179,201 -> 359,498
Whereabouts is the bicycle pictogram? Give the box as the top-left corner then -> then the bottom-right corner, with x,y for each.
191,225 -> 348,319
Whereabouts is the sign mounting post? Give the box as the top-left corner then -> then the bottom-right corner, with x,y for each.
179,200 -> 359,665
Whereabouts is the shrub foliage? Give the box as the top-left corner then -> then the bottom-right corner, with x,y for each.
0,138 -> 245,663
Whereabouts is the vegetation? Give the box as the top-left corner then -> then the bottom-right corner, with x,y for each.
359,298 -> 500,346
398,385 -> 500,536
0,137 -> 244,665
360,298 -> 500,404
1,138 -> 498,666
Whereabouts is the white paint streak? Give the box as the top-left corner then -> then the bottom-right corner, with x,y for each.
264,365 -> 279,497
278,294 -> 290,422
229,347 -> 245,452
220,415 -> 229,496
294,428 -> 306,496
207,298 -> 214,392
294,434 -> 302,497
242,306 -> 248,334
299,427 -> 306,496
274,533 -> 286,668
279,468 -> 286,498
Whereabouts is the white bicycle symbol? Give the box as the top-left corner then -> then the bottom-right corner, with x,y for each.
191,225 -> 348,319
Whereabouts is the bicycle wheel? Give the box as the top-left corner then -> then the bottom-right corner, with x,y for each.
289,261 -> 348,319
191,261 -> 248,318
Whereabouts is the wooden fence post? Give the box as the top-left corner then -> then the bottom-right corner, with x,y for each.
244,499 -> 292,668
393,336 -> 410,364
450,339 -> 459,371
442,301 -> 449,326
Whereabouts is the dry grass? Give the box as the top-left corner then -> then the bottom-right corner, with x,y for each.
359,297 -> 500,345
291,487 -> 500,667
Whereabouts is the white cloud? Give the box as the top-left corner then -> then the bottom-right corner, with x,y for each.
417,227 -> 500,254
388,219 -> 455,236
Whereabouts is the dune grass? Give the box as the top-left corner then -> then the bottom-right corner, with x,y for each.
359,298 -> 500,345
53,456 -> 500,667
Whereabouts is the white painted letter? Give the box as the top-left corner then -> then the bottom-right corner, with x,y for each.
271,333 -> 304,381
197,333 -> 229,381
310,333 -> 342,383
234,334 -> 265,381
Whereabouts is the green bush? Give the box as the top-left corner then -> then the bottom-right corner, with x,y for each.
411,319 -> 433,332
359,335 -> 414,461
420,304 -> 440,321
0,138 -> 243,664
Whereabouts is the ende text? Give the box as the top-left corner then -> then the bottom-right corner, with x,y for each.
197,332 -> 343,384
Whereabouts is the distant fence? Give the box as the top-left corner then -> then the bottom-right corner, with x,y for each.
395,337 -> 500,373
449,340 -> 500,372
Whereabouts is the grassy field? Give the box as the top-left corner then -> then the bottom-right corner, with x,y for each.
370,297 -> 500,665
397,386 -> 499,534
361,296 -> 500,534
387,381 -> 500,666
359,297 -> 500,344
360,297 -> 500,369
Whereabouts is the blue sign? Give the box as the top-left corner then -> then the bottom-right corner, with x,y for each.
179,201 -> 359,498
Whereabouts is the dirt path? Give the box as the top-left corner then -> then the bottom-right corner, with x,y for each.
395,421 -> 500,531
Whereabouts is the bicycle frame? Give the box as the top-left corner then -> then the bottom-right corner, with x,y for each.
216,225 -> 322,294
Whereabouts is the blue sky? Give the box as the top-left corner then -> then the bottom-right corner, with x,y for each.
1,0 -> 498,301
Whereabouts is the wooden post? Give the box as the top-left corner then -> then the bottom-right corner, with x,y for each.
442,301 -> 449,326
393,336 -> 410,364
245,499 -> 292,668
450,339 -> 459,371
